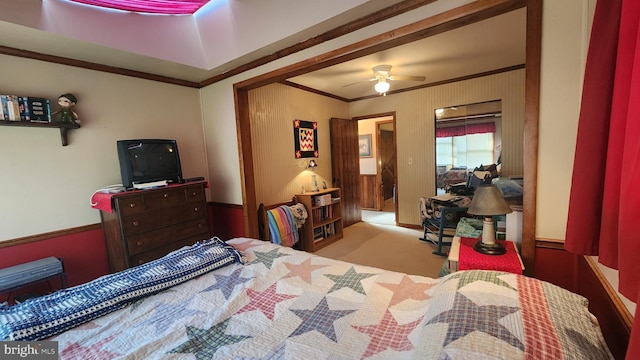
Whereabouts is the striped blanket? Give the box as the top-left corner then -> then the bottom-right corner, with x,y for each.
267,205 -> 299,247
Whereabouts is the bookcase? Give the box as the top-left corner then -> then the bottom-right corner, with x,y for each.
296,188 -> 343,252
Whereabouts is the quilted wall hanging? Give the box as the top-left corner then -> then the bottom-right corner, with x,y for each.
294,119 -> 318,158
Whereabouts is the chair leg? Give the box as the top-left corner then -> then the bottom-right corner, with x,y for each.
432,226 -> 448,256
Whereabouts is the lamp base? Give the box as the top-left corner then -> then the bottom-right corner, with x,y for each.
473,240 -> 506,255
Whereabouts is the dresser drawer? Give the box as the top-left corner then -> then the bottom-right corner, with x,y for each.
121,201 -> 206,236
143,187 -> 188,209
185,185 -> 205,202
129,235 -> 208,267
115,196 -> 145,216
126,218 -> 208,255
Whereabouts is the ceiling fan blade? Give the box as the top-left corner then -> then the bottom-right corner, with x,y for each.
388,75 -> 426,82
341,77 -> 376,87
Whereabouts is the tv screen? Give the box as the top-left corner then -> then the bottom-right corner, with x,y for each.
116,139 -> 183,188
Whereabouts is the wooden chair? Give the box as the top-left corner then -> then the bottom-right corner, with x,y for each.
420,206 -> 469,256
257,197 -> 302,249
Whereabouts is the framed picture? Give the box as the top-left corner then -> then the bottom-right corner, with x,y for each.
359,134 -> 372,157
294,119 -> 318,158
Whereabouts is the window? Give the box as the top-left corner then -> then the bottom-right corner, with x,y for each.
436,133 -> 495,169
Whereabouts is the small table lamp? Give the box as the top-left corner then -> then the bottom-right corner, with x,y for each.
308,160 -> 319,192
467,184 -> 513,255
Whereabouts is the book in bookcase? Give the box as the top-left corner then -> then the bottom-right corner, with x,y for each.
1,95 -> 21,121
0,95 -> 51,122
26,97 -> 52,123
296,188 -> 343,252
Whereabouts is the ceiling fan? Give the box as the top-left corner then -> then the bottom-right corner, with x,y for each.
343,65 -> 426,94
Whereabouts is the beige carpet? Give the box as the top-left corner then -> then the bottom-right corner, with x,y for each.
314,221 -> 447,278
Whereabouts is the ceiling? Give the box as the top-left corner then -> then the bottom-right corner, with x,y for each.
0,2 -> 525,101
288,8 -> 526,100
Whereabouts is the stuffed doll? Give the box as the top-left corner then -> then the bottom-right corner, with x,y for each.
52,93 -> 79,124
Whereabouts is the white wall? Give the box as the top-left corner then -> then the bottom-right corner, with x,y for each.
536,0 -> 594,239
0,55 -> 206,241
358,120 -> 378,175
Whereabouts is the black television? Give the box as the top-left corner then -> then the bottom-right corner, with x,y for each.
116,139 -> 183,189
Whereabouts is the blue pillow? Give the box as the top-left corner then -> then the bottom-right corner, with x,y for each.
0,237 -> 243,341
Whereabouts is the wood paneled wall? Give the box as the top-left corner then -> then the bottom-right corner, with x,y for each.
360,175 -> 380,210
248,83 -> 350,207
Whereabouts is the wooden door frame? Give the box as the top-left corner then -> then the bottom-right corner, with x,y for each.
233,0 -> 538,275
353,113 -> 397,223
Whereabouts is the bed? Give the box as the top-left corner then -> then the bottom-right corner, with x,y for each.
436,168 -> 469,189
1,237 -> 613,359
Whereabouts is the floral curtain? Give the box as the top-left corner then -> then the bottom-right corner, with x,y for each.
564,0 -> 640,357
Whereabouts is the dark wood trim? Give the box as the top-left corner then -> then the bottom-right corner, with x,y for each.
0,223 -> 102,249
521,0 -> 542,277
0,46 -> 200,88
198,0 -> 439,87
348,64 -> 525,102
352,112 -> 396,121
234,0 -> 532,251
0,1 -> 524,94
398,223 -> 422,230
234,85 -> 258,238
581,256 -> 632,359
535,239 -> 566,250
235,0 -> 525,91
281,81 -> 350,102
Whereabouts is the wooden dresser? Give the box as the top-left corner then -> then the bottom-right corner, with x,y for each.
100,182 -> 209,272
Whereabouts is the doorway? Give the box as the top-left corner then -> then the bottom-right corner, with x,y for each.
358,116 -> 397,226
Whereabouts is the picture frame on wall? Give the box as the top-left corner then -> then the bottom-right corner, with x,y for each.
359,134 -> 372,157
294,119 -> 318,158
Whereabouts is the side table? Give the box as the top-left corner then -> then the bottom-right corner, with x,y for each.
447,236 -> 524,274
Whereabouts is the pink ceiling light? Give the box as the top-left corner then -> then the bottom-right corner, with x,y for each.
68,0 -> 210,15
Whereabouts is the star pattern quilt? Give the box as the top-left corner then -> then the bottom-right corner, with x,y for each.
50,238 -> 612,359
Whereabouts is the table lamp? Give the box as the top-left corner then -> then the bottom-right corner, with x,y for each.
467,184 -> 513,255
308,160 -> 319,192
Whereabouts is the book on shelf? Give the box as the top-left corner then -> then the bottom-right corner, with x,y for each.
18,96 -> 30,121
313,227 -> 324,241
323,222 -> 335,238
2,95 -> 21,121
26,97 -> 52,123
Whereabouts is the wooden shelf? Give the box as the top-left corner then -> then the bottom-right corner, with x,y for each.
296,188 -> 343,252
0,120 -> 80,146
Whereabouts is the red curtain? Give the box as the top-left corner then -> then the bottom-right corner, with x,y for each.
436,122 -> 496,138
564,0 -> 640,358
69,0 -> 209,14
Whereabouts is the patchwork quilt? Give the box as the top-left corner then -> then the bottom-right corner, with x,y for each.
47,238 -> 611,359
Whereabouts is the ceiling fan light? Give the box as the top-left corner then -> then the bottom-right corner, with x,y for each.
374,80 -> 390,94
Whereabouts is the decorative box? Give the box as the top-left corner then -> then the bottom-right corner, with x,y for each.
315,194 -> 331,206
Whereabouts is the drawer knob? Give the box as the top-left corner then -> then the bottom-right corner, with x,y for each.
163,193 -> 169,198
194,207 -> 199,212
198,223 -> 204,229
192,191 -> 197,196
129,203 -> 136,208
132,220 -> 139,226
136,241 -> 143,246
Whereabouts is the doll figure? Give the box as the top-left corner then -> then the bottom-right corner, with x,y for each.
52,93 -> 79,124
